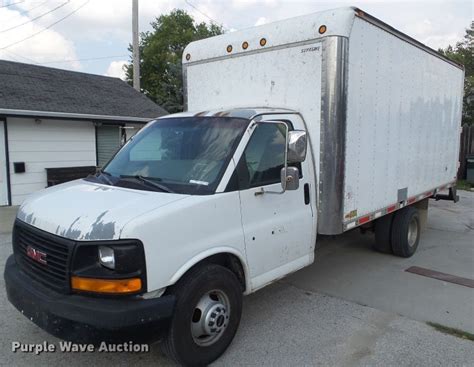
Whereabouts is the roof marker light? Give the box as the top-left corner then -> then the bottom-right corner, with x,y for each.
185,53 -> 191,61
259,38 -> 267,47
226,45 -> 233,53
318,25 -> 327,34
242,41 -> 249,50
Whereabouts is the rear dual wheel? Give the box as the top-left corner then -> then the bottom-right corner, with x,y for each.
374,206 -> 420,258
374,213 -> 394,254
391,206 -> 420,257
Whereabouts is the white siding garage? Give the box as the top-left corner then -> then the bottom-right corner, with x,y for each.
0,59 -> 167,206
7,118 -> 96,205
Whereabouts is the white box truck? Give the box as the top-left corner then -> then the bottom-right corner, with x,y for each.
5,7 -> 464,366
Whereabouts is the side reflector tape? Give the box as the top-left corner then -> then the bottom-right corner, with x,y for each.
358,215 -> 371,225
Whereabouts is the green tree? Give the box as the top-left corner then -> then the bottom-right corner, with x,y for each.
439,21 -> 473,125
125,10 -> 223,113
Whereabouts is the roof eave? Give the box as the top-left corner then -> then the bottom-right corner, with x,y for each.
0,108 -> 155,123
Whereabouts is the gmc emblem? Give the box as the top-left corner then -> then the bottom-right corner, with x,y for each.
26,245 -> 47,265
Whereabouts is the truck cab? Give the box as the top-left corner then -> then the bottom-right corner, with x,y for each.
5,108 -> 316,365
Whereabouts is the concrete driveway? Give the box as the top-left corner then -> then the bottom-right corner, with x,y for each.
0,192 -> 473,366
284,189 -> 474,333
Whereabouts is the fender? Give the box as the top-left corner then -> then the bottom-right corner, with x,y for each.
167,246 -> 252,295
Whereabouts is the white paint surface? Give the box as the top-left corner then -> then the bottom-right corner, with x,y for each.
7,118 -> 96,205
343,17 -> 463,218
232,114 -> 316,291
183,7 -> 354,64
17,179 -> 187,241
186,40 -> 322,177
185,8 -> 463,231
17,112 -> 317,294
0,121 -> 8,206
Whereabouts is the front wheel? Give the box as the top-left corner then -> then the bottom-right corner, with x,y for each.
162,264 -> 243,366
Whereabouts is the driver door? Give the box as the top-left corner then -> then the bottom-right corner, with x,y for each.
234,119 -> 314,291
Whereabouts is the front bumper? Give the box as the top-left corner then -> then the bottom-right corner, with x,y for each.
4,255 -> 175,344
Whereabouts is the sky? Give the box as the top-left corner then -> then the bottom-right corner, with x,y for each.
0,0 -> 471,80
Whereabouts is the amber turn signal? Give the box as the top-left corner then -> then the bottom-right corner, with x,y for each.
71,276 -> 142,294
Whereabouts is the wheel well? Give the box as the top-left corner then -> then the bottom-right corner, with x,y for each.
183,253 -> 246,293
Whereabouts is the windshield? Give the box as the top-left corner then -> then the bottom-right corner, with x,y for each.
103,117 -> 249,195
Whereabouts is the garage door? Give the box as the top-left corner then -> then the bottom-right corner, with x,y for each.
97,125 -> 121,167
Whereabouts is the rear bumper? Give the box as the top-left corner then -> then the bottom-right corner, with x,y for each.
4,255 -> 175,344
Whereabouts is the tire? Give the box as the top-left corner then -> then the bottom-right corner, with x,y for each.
373,213 -> 394,254
391,206 -> 420,258
162,264 -> 243,366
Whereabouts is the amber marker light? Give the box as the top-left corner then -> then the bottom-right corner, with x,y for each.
259,38 -> 267,47
242,41 -> 249,50
319,25 -> 327,34
71,276 -> 142,294
226,45 -> 233,53
185,53 -> 191,61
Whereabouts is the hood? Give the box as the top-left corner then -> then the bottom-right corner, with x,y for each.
17,179 -> 188,240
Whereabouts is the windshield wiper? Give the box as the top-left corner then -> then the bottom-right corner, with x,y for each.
120,175 -> 175,193
96,169 -> 114,185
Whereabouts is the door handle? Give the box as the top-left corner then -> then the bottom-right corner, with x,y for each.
304,183 -> 310,205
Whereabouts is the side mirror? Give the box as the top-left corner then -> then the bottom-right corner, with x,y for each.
280,166 -> 300,191
287,130 -> 307,164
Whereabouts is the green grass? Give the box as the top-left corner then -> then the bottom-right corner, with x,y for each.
427,322 -> 474,341
457,180 -> 474,191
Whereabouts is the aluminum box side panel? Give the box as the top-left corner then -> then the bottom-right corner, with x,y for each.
342,17 -> 464,221
317,36 -> 349,235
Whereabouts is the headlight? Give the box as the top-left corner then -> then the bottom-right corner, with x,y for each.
98,246 -> 115,269
71,239 -> 146,295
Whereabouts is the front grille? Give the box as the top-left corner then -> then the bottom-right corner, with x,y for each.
13,220 -> 74,293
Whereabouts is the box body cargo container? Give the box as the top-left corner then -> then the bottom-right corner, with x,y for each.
5,7 -> 464,366
183,7 -> 464,235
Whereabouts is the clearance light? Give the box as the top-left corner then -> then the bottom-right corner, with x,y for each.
71,276 -> 142,294
185,53 -> 191,61
226,45 -> 233,53
259,38 -> 267,47
319,25 -> 327,34
242,41 -> 249,50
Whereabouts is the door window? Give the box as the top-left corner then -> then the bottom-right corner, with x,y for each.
238,123 -> 286,189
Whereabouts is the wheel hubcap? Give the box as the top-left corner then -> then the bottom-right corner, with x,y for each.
407,217 -> 419,247
191,290 -> 230,346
